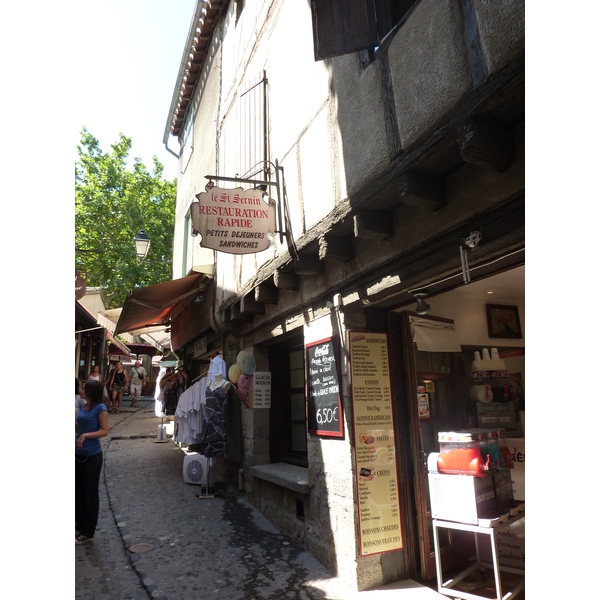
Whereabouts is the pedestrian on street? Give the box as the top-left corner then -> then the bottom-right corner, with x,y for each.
87,365 -> 101,382
129,359 -> 147,407
76,378 -> 86,418
103,366 -> 114,409
108,361 -> 128,414
75,379 -> 108,545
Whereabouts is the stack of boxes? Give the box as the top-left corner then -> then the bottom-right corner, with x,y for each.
469,349 -> 518,436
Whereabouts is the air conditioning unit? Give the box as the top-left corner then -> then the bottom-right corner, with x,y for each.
183,453 -> 216,486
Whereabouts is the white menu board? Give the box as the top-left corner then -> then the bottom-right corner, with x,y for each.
349,331 -> 403,556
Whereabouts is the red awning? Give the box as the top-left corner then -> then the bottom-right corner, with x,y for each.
115,273 -> 208,336
105,329 -> 131,357
107,343 -> 130,357
126,342 -> 159,357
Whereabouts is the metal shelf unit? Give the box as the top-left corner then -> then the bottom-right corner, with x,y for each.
432,512 -> 525,600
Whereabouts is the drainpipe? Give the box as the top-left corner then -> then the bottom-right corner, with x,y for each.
164,140 -> 180,159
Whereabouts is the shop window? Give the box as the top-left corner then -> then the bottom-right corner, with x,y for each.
269,335 -> 308,467
181,106 -> 194,173
238,71 -> 268,181
310,0 -> 419,61
77,335 -> 88,380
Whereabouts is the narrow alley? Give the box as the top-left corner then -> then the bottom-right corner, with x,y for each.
75,399 -> 445,600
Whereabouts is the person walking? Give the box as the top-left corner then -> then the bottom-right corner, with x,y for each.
87,365 -> 101,382
129,360 -> 147,407
108,361 -> 128,414
76,378 -> 86,418
75,379 -> 108,544
103,366 -> 114,410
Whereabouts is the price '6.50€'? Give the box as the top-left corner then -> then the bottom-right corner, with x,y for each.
316,406 -> 338,425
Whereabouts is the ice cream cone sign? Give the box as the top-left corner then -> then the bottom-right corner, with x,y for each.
229,350 -> 256,408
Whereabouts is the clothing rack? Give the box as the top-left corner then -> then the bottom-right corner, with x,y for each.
191,370 -> 208,385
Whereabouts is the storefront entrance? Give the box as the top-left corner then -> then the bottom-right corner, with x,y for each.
390,312 -> 475,580
388,265 -> 525,581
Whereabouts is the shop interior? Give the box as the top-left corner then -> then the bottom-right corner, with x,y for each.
394,264 -> 525,596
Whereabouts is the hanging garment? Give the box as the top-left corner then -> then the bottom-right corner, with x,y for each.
155,367 -> 168,417
175,378 -> 207,445
207,355 -> 227,383
199,382 -> 228,457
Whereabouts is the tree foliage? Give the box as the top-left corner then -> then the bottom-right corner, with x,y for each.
75,128 -> 176,308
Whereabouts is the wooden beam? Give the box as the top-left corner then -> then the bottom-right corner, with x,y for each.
220,308 -> 231,324
255,282 -> 279,304
294,256 -> 325,276
273,269 -> 299,290
353,210 -> 394,240
458,119 -> 514,172
240,295 -> 265,314
398,171 -> 446,211
230,303 -> 254,322
319,235 -> 354,262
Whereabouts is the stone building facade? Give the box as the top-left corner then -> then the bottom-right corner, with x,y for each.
160,0 -> 525,590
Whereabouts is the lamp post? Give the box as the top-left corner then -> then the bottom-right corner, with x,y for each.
134,230 -> 151,262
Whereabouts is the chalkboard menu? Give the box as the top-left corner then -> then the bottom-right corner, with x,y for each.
306,336 -> 344,437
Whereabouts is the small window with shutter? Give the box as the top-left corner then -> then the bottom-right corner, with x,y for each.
311,0 -> 419,61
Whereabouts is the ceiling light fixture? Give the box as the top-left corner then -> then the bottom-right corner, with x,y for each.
411,292 -> 431,315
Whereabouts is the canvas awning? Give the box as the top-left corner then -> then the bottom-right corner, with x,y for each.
105,329 -> 131,357
99,307 -> 172,352
126,342 -> 159,357
98,308 -> 135,344
115,273 -> 208,336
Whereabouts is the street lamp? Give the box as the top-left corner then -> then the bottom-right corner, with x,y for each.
134,230 -> 151,262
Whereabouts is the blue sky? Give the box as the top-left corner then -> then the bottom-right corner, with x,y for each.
72,0 -> 197,181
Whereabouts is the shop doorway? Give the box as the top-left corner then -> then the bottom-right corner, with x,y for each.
390,312 -> 474,580
269,333 -> 308,467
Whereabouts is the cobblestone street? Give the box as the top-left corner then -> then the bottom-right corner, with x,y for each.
73,399 -> 444,599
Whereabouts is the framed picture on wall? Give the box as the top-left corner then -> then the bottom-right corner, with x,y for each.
486,304 -> 523,339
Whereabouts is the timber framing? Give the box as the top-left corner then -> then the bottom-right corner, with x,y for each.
458,119 -> 515,172
216,54 -> 524,332
398,170 -> 446,211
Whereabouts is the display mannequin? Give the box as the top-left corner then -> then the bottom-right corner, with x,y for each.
199,372 -> 230,458
208,373 -> 231,392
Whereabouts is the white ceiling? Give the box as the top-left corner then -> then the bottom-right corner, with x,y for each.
445,265 -> 525,304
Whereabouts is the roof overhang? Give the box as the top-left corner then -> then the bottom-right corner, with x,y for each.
115,273 -> 208,336
163,1 -> 225,144
76,301 -> 106,340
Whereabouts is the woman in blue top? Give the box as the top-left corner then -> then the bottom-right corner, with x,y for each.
75,379 -> 108,544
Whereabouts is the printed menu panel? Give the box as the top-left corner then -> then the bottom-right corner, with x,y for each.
349,331 -> 403,556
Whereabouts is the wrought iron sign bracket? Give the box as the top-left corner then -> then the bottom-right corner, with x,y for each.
205,159 -> 288,245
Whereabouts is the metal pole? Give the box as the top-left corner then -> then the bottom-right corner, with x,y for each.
275,160 -> 283,245
204,174 -> 277,187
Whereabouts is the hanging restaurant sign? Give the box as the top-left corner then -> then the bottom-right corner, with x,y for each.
75,268 -> 88,301
191,186 -> 276,254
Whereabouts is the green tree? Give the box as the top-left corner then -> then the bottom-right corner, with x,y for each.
75,128 -> 176,308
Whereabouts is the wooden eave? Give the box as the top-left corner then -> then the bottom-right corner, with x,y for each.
168,1 -> 224,138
